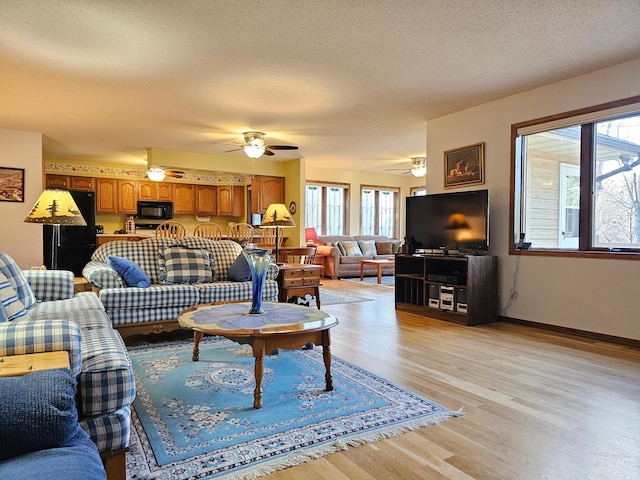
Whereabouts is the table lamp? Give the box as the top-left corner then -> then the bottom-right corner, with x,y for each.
305,227 -> 319,245
260,203 -> 296,265
24,189 -> 87,269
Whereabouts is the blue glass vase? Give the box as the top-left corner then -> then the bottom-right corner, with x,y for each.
242,248 -> 273,314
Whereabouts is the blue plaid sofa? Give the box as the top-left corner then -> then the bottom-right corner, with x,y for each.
0,252 -> 135,480
83,236 -> 279,339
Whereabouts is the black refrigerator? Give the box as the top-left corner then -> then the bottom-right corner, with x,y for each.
43,190 -> 97,276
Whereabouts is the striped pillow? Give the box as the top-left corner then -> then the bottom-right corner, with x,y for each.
0,252 -> 37,309
0,271 -> 27,321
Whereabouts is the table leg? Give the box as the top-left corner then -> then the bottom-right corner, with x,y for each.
360,262 -> 364,281
322,330 -> 334,391
192,331 -> 203,361
252,338 -> 266,409
377,264 -> 382,284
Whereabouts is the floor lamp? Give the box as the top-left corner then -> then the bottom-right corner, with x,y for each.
24,189 -> 87,269
260,203 -> 296,265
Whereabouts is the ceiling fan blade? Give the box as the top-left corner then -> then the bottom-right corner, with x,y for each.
166,170 -> 185,178
266,145 -> 298,150
263,149 -> 275,156
224,147 -> 243,153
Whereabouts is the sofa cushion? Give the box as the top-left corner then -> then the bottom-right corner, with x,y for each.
197,279 -> 280,304
334,242 -> 347,255
0,368 -> 83,460
99,284 -> 199,310
227,254 -> 252,281
0,252 -> 37,310
158,246 -> 213,284
340,240 -> 362,256
358,239 -> 377,256
375,241 -> 394,255
0,271 -> 27,321
25,292 -> 107,328
107,256 -> 151,288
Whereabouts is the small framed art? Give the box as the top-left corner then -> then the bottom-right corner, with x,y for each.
0,167 -> 25,202
444,142 -> 484,188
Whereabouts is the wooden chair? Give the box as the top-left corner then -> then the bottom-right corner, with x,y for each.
277,246 -> 317,265
254,226 -> 285,250
227,223 -> 254,246
155,221 -> 186,238
277,247 -> 321,310
193,222 -> 223,241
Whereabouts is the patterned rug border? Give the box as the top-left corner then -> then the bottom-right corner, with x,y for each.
127,338 -> 463,480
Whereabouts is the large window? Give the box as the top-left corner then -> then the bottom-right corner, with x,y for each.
305,182 -> 349,235
512,96 -> 640,257
360,186 -> 400,238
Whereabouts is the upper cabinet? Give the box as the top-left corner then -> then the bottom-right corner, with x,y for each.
46,175 -> 94,191
139,181 -> 173,201
252,175 -> 285,214
195,185 -> 217,216
96,178 -> 118,213
118,180 -> 138,214
218,185 -> 244,217
173,184 -> 195,215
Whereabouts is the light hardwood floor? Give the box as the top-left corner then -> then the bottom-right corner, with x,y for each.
259,278 -> 640,480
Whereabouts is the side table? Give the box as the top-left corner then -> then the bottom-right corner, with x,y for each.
277,263 -> 322,309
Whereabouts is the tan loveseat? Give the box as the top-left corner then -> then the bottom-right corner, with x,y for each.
315,235 -> 402,279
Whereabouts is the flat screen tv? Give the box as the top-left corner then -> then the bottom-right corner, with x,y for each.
405,189 -> 489,253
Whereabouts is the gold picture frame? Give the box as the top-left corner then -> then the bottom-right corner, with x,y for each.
444,142 -> 485,188
0,167 -> 25,202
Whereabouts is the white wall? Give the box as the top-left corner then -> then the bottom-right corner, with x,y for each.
426,59 -> 640,341
0,129 -> 43,268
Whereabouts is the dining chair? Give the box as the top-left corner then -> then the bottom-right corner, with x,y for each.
155,221 -> 186,238
193,222 -> 223,241
227,223 -> 255,246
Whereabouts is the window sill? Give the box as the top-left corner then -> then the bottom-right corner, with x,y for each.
508,247 -> 640,260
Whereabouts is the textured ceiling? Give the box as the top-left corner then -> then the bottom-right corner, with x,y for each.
1,0 -> 640,175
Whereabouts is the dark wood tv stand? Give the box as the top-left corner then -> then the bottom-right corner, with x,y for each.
394,253 -> 498,326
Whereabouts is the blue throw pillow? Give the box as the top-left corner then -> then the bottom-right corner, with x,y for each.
107,255 -> 151,288
227,254 -> 252,282
0,368 -> 84,461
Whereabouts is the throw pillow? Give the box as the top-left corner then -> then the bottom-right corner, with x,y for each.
158,246 -> 213,284
334,242 -> 347,256
0,271 -> 27,321
315,245 -> 334,256
341,240 -> 363,256
0,252 -> 37,310
358,240 -> 377,256
0,368 -> 83,460
227,254 -> 252,282
107,255 -> 151,288
375,241 -> 394,255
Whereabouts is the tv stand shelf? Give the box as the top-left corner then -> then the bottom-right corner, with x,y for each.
395,253 -> 497,326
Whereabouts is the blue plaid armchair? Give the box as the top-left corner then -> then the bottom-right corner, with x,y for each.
0,252 -> 135,480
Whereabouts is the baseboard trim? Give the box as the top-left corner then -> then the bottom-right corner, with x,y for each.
498,316 -> 640,349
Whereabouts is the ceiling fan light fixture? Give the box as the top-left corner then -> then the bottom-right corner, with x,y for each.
410,157 -> 427,177
147,167 -> 166,182
244,144 -> 265,158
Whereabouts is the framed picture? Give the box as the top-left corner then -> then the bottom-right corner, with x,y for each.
0,167 -> 25,202
444,142 -> 485,188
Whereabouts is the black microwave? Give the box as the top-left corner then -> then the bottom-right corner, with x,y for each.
137,201 -> 173,220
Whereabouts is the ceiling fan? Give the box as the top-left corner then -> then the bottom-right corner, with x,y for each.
224,131 -> 298,159
386,157 -> 427,177
146,166 -> 185,182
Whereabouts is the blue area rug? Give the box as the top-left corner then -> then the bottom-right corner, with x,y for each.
127,337 -> 461,479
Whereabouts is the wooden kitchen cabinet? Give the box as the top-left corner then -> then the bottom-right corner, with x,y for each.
45,174 -> 71,189
196,185 -> 217,215
251,175 -> 284,214
70,176 -> 95,191
217,185 -> 244,217
139,181 -> 173,201
173,184 -> 195,215
118,179 -> 138,214
96,178 -> 118,213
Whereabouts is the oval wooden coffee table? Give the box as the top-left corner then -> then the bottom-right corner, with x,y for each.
178,301 -> 339,409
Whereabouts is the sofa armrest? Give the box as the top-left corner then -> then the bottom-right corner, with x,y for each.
0,319 -> 83,375
83,261 -> 125,290
22,270 -> 74,302
266,262 -> 279,281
